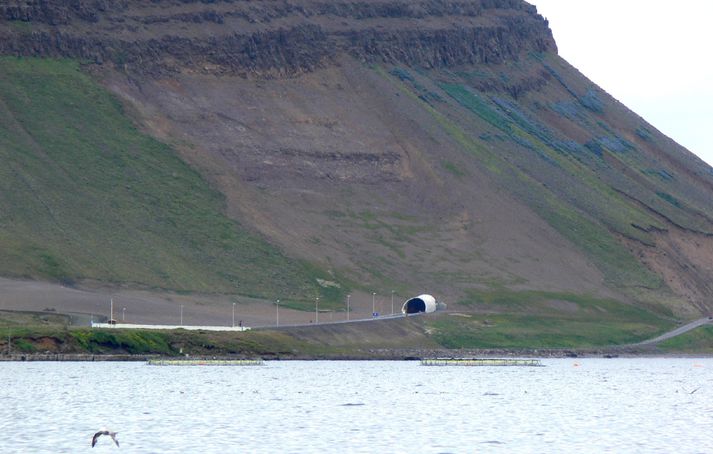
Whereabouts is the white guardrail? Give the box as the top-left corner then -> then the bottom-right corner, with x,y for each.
91,322 -> 250,332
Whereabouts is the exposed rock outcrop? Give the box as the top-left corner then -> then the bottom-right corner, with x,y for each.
0,0 -> 555,75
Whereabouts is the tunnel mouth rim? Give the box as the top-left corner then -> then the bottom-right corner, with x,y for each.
402,297 -> 427,314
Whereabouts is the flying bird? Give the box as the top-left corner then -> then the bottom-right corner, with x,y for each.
92,429 -> 119,448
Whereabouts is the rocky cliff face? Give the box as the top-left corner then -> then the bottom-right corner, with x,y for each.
0,0 -> 555,75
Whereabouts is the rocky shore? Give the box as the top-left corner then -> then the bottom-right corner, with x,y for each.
0,345 -> 682,362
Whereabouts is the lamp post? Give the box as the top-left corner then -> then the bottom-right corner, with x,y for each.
391,290 -> 395,315
232,302 -> 236,328
276,299 -> 280,327
180,304 -> 184,326
372,292 -> 376,317
110,298 -> 114,322
122,307 -> 126,322
315,297 -> 319,323
346,294 -> 351,321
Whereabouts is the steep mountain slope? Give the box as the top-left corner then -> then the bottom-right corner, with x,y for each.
1,0 -> 712,319
0,57 -> 338,302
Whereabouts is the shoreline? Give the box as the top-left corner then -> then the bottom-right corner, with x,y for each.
2,348 -> 712,362
2,313 -> 710,360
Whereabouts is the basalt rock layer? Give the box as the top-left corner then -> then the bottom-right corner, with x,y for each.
0,0 -> 555,75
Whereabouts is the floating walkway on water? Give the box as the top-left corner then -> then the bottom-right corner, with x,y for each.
421,358 -> 543,367
147,359 -> 264,366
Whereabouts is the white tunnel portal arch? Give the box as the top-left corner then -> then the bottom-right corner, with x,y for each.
402,294 -> 438,314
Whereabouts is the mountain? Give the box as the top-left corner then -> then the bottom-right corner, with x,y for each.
1,0 -> 712,323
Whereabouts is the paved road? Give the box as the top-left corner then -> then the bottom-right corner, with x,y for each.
254,312 -> 415,330
634,317 -> 713,346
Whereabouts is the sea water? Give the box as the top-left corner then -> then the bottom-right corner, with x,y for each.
1,359 -> 712,453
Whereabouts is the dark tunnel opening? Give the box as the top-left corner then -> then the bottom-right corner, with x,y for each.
403,298 -> 426,314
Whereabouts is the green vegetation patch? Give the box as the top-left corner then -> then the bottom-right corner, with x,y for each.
656,191 -> 682,209
441,160 -> 467,178
0,57 -> 339,301
70,329 -> 174,354
440,83 -> 510,131
426,314 -> 665,349
1,323 -> 355,357
427,289 -> 670,348
658,324 -> 713,353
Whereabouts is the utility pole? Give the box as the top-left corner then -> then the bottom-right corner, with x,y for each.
110,298 -> 114,322
315,297 -> 319,323
391,290 -> 395,315
346,294 -> 351,321
232,302 -> 236,328
180,304 -> 184,326
276,299 -> 280,327
372,292 -> 376,317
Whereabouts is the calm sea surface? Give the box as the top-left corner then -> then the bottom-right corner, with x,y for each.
1,359 -> 712,453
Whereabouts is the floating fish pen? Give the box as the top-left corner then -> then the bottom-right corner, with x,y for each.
421,358 -> 543,367
147,359 -> 264,366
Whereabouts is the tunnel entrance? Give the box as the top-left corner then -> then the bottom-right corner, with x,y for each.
403,297 -> 427,314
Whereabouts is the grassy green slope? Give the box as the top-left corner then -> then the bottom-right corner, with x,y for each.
425,290 -> 671,348
658,325 -> 713,353
0,57 -> 338,301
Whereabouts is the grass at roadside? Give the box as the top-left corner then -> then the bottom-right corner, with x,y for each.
657,325 -> 713,354
425,314 -> 668,349
425,289 -> 672,349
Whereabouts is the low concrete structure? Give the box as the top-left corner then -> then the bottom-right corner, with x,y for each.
91,322 -> 250,331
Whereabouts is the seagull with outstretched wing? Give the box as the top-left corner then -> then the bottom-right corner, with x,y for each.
92,429 -> 119,448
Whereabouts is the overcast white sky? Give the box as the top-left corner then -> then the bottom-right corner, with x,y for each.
532,0 -> 713,167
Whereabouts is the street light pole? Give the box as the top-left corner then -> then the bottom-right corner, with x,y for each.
232,302 -> 236,328
346,294 -> 351,321
276,299 -> 280,327
391,290 -> 394,315
180,304 -> 184,326
372,292 -> 376,317
122,307 -> 126,322
315,297 -> 319,323
110,298 -> 114,322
